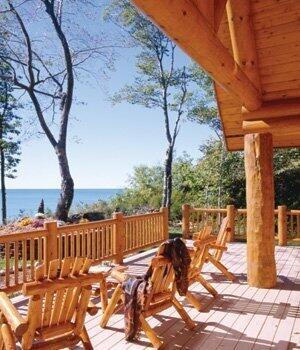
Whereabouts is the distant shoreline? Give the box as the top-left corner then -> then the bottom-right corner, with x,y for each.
0,189 -> 124,219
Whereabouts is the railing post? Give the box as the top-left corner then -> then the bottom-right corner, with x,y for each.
44,221 -> 58,272
278,205 -> 287,246
160,207 -> 169,240
113,212 -> 125,265
226,205 -> 236,242
182,204 -> 191,239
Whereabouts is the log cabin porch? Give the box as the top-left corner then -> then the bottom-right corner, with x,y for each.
0,0 -> 300,348
9,242 -> 300,349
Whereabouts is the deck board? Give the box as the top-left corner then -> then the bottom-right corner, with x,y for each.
10,243 -> 300,349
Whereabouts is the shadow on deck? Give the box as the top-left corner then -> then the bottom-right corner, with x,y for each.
11,243 -> 300,350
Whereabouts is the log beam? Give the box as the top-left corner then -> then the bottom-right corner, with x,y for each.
194,0 -> 227,32
132,0 -> 261,111
192,0 -> 214,29
242,99 -> 300,120
226,0 -> 261,91
242,116 -> 300,134
244,133 -> 276,288
214,0 -> 228,32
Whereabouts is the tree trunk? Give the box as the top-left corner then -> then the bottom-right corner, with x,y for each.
0,148 -> 6,225
55,146 -> 74,221
162,144 -> 173,211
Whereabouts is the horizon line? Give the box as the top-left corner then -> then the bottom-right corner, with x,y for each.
3,187 -> 125,190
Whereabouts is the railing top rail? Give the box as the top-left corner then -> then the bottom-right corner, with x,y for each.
190,208 -> 227,214
57,218 -> 117,233
124,211 -> 163,221
0,228 -> 47,243
237,209 -> 247,214
290,209 -> 300,215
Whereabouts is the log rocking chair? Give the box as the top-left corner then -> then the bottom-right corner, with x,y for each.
100,244 -> 195,349
0,257 -> 104,350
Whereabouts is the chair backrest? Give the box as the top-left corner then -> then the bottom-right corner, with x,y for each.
194,225 -> 213,241
143,244 -> 175,310
21,257 -> 103,349
190,243 -> 206,271
214,217 -> 230,261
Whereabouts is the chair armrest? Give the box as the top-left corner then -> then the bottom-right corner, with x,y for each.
0,292 -> 28,337
207,244 -> 228,251
193,236 -> 217,247
110,269 -> 127,283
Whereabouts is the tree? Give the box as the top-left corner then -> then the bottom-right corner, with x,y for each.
105,0 -> 200,212
187,64 -> 222,140
187,64 -> 227,207
0,60 -> 21,224
0,0 -> 114,220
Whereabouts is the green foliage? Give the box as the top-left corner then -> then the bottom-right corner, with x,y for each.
106,0 -> 197,117
274,148 -> 300,208
0,60 -> 21,180
110,165 -> 164,214
187,64 -> 222,138
84,141 -> 299,221
104,1 -> 220,209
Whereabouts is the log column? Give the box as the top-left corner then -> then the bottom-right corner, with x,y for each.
244,133 -> 277,288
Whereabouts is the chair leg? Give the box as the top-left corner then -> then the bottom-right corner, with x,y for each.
100,284 -> 123,328
100,279 -> 108,312
196,274 -> 218,297
1,324 -> 16,350
79,326 -> 93,350
185,291 -> 202,311
171,297 -> 196,330
139,314 -> 163,349
208,256 -> 235,282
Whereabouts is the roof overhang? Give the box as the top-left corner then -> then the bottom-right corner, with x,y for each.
132,0 -> 300,150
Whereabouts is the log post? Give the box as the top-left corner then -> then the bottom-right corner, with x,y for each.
113,212 -> 125,265
182,204 -> 191,239
226,205 -> 236,242
160,207 -> 169,240
278,205 -> 287,246
244,133 -> 277,288
44,221 -> 58,272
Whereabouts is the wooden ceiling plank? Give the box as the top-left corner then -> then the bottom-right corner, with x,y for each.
242,99 -> 300,120
226,0 -> 261,91
263,89 -> 300,101
132,0 -> 262,111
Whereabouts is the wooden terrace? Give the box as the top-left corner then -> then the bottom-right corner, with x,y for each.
0,0 -> 300,348
10,242 -> 299,349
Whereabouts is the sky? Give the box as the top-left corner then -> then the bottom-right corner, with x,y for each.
5,3 -> 214,189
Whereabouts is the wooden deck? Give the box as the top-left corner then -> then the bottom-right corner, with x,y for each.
11,243 -> 300,349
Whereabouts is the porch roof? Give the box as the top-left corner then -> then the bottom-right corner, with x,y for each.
132,0 -> 300,150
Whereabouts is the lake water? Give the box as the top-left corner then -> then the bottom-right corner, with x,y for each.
0,189 -> 123,219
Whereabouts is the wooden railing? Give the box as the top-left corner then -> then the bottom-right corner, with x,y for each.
182,204 -> 300,245
0,208 -> 168,294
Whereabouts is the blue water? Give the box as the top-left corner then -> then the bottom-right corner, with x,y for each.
0,189 -> 123,219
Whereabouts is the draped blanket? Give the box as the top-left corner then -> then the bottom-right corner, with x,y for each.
122,238 -> 191,340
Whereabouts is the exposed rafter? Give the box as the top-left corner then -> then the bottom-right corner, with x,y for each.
226,0 -> 261,92
132,0 -> 262,111
214,0 -> 228,32
192,0 -> 228,32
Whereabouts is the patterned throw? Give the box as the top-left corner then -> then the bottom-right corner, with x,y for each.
122,238 -> 191,340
